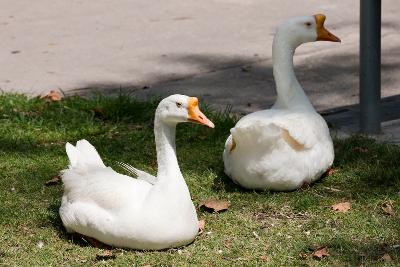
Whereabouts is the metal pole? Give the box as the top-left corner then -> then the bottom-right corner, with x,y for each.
360,0 -> 381,134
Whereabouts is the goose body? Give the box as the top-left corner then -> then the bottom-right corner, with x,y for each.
59,95 -> 214,250
223,15 -> 340,191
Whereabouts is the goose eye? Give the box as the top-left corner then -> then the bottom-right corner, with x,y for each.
305,22 -> 312,27
176,102 -> 182,108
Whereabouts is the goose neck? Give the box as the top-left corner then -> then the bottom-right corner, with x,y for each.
272,35 -> 314,111
154,117 -> 181,179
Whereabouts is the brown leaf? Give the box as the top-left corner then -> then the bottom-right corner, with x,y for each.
382,253 -> 392,262
45,175 -> 61,186
381,201 -> 395,216
312,246 -> 329,259
260,255 -> 269,262
327,167 -> 337,176
198,219 -> 205,235
331,202 -> 351,212
199,199 -> 230,213
41,90 -> 62,102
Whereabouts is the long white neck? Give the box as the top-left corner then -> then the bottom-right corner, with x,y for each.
149,115 -> 193,212
272,32 -> 315,111
153,117 -> 182,180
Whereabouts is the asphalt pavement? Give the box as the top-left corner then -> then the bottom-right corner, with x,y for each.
1,0 -> 399,141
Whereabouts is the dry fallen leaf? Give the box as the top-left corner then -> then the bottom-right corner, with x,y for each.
381,201 -> 395,216
199,199 -> 230,213
45,175 -> 61,186
382,253 -> 392,262
41,90 -> 62,102
198,219 -> 205,235
331,202 -> 351,213
312,246 -> 329,259
327,167 -> 337,176
260,255 -> 269,262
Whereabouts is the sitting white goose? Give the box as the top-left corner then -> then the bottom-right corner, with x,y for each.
223,14 -> 340,191
59,94 -> 214,250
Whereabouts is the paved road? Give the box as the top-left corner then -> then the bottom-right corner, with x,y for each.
1,0 -> 399,119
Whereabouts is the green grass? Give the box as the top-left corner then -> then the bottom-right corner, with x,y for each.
0,93 -> 399,266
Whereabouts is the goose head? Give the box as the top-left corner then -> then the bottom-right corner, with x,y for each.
276,14 -> 340,48
156,94 -> 215,128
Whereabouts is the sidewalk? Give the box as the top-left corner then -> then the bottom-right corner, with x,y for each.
1,0 -> 399,142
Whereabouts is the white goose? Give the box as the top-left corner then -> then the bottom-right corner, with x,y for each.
59,94 -> 214,250
223,14 -> 340,191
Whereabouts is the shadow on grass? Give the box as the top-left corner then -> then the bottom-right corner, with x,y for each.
48,202 -> 70,240
0,137 -> 40,153
323,237 -> 400,265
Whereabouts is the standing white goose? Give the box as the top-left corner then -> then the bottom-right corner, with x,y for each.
59,94 -> 214,250
223,14 -> 340,191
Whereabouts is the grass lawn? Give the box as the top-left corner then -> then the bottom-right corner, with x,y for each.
0,93 -> 399,266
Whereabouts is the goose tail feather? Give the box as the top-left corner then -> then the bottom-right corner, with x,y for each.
65,139 -> 106,170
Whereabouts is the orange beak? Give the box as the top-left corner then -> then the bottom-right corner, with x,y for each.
187,97 -> 215,128
314,14 -> 341,42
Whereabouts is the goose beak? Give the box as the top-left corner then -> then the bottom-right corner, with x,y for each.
314,14 -> 341,42
187,97 -> 215,128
